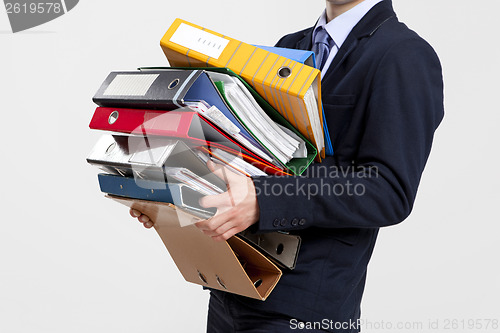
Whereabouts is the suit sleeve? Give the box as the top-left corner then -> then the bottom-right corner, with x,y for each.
251,38 -> 444,232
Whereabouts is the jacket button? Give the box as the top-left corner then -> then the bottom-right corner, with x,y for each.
291,218 -> 299,226
299,218 -> 306,226
280,218 -> 287,226
273,218 -> 280,227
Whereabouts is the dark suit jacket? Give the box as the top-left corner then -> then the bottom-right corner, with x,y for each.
239,1 -> 444,332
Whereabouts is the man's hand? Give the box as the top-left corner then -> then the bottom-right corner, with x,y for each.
195,160 -> 260,242
130,208 -> 154,229
129,160 -> 260,241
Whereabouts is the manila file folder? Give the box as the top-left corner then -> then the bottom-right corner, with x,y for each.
108,195 -> 282,300
160,18 -> 325,160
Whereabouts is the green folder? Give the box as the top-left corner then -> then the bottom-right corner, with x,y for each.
138,67 -> 317,175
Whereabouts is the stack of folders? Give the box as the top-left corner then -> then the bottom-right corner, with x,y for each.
86,20 -> 333,300
86,66 -> 307,261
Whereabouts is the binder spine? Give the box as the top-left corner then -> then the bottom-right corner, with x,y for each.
92,70 -> 202,110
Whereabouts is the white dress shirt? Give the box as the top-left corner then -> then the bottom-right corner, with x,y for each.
313,0 -> 383,78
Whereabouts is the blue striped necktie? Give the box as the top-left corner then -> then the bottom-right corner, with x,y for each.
312,27 -> 332,70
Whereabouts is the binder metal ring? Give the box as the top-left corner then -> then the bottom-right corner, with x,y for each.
277,66 -> 292,79
168,78 -> 180,89
276,243 -> 284,255
133,170 -> 146,180
115,168 -> 127,177
108,111 -> 119,125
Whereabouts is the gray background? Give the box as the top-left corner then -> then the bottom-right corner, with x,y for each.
0,0 -> 498,332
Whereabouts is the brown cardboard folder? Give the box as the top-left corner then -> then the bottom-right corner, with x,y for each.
108,195 -> 282,300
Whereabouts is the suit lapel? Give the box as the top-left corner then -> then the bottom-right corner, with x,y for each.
321,0 -> 397,85
321,36 -> 360,84
296,28 -> 313,51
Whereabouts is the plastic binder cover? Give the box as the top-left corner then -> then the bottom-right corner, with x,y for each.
108,195 -> 282,300
254,45 -> 316,68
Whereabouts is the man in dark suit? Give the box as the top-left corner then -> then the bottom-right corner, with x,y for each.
131,0 -> 444,331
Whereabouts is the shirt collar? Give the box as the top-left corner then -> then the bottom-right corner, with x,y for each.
314,0 -> 384,49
